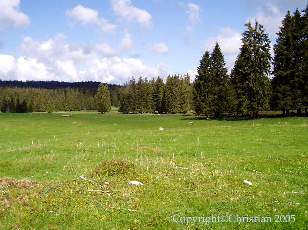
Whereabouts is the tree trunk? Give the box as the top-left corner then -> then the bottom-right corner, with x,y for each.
251,111 -> 259,119
297,108 -> 302,116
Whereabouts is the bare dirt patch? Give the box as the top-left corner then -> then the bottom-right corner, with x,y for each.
0,178 -> 38,189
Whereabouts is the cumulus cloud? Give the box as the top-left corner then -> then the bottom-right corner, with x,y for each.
150,42 -> 169,54
186,3 -> 200,33
120,31 -> 133,51
66,5 -> 116,32
205,27 -> 242,55
111,0 -> 152,27
0,0 -> 30,30
205,27 -> 242,71
95,42 -> 116,57
0,35 -> 168,83
186,69 -> 198,81
249,3 -> 283,37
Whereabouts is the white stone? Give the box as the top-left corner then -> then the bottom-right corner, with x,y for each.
243,180 -> 252,186
128,180 -> 144,186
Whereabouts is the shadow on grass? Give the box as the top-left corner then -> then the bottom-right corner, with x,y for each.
181,111 -> 308,121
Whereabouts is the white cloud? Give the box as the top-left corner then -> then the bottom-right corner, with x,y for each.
205,27 -> 242,55
0,54 -> 15,75
96,42 -> 116,57
150,42 -> 169,54
0,35 -> 167,83
186,3 -> 200,33
186,69 -> 197,81
120,31 -> 133,51
66,5 -> 116,32
249,3 -> 283,37
0,55 -> 55,81
187,3 -> 200,26
0,0 -> 30,30
111,0 -> 152,27
205,27 -> 242,71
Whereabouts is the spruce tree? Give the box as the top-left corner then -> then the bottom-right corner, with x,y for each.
231,22 -> 271,118
95,84 -> 111,114
292,9 -> 305,114
179,74 -> 192,113
272,7 -> 308,115
153,77 -> 164,113
193,51 -> 211,115
210,43 -> 232,117
271,11 -> 294,115
302,5 -> 308,113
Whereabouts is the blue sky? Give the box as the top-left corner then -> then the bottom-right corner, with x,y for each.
0,0 -> 306,83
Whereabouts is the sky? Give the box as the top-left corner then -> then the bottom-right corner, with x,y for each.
0,0 -> 306,84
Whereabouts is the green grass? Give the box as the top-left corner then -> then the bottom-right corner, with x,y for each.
0,112 -> 307,229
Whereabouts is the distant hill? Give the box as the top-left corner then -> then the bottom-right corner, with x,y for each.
0,80 -> 121,94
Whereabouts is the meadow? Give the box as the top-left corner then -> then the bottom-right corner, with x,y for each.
0,112 -> 307,229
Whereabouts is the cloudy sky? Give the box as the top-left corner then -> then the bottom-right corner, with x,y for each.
0,0 -> 306,84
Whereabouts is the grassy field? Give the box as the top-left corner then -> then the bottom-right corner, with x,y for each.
0,112 -> 307,229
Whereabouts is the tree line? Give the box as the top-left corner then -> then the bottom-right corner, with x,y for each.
193,6 -> 307,118
118,76 -> 192,114
0,87 -> 96,113
110,6 -> 306,117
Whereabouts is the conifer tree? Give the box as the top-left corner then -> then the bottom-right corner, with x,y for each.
210,43 -> 232,117
272,7 -> 308,115
271,11 -> 295,115
153,77 -> 164,113
193,51 -> 211,115
179,74 -> 192,113
95,84 -> 111,114
302,5 -> 308,113
164,75 -> 181,113
231,22 -> 271,118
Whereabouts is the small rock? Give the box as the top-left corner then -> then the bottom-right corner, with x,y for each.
79,175 -> 87,180
128,180 -> 144,186
243,180 -> 252,186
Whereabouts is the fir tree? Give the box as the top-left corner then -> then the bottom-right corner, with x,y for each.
193,51 -> 211,115
231,22 -> 271,118
271,11 -> 294,115
179,74 -> 192,113
153,77 -> 164,113
272,7 -> 308,115
95,84 -> 111,114
210,43 -> 232,117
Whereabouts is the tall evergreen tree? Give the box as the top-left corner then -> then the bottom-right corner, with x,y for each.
164,75 -> 181,113
271,11 -> 294,115
210,43 -> 232,117
95,84 -> 111,114
272,7 -> 308,115
302,5 -> 308,113
153,77 -> 164,113
193,51 -> 211,115
231,22 -> 271,118
179,74 -> 192,113
291,9 -> 305,114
